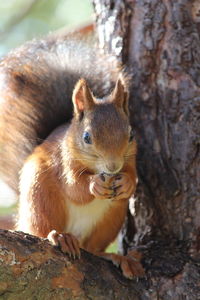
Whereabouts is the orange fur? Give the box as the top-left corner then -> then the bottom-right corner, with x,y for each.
18,144 -> 67,237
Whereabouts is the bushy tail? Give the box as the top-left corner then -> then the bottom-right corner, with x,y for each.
0,35 -> 121,192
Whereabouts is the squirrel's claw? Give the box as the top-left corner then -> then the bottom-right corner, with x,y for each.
89,174 -> 114,199
48,230 -> 81,259
112,173 -> 134,201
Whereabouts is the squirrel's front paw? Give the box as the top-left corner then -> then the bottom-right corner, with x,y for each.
47,230 -> 80,259
112,173 -> 134,201
89,174 -> 114,199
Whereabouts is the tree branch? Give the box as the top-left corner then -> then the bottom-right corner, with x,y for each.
0,230 -> 199,299
0,230 -> 144,300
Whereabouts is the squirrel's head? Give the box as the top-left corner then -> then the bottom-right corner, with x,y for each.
70,76 -> 136,174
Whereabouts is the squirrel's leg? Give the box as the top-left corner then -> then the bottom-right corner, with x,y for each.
18,153 -> 74,240
18,155 -> 81,258
82,199 -> 144,278
47,230 -> 81,259
96,251 -> 144,279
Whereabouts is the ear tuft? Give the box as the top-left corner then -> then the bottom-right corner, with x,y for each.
112,75 -> 129,115
72,79 -> 94,117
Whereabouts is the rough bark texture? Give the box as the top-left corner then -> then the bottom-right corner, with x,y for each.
93,0 -> 200,299
93,0 -> 131,62
0,230 -> 146,300
0,230 -> 199,300
126,0 -> 200,248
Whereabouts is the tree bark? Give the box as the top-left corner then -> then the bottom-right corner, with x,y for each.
93,0 -> 200,299
0,230 -> 199,300
0,230 -> 145,300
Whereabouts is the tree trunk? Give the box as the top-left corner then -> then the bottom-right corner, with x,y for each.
93,0 -> 200,298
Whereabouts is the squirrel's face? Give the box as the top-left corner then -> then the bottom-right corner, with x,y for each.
71,76 -> 136,174
79,104 -> 135,174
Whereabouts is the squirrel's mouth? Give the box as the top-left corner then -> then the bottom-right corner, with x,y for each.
95,160 -> 123,176
100,172 -> 120,182
101,172 -> 117,176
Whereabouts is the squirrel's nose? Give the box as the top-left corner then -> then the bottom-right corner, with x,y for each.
105,161 -> 122,174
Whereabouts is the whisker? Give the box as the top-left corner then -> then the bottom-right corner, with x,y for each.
78,167 -> 88,178
38,165 -> 54,175
125,153 -> 136,158
68,145 -> 98,159
70,158 -> 97,162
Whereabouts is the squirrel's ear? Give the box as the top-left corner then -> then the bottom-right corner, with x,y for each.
112,76 -> 129,116
72,79 -> 95,116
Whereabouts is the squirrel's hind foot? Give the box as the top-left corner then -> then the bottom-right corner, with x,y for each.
96,251 -> 145,280
47,230 -> 81,259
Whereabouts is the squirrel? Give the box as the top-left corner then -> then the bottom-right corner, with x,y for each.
0,35 -> 144,279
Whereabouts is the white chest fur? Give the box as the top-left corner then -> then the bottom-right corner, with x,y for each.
66,198 -> 112,243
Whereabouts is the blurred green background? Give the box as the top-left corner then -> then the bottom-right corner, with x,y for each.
0,0 -> 93,57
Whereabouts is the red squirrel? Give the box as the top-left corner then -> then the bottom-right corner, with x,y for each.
0,35 -> 144,279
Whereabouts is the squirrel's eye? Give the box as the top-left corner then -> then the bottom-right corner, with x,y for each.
83,132 -> 92,144
129,129 -> 135,142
